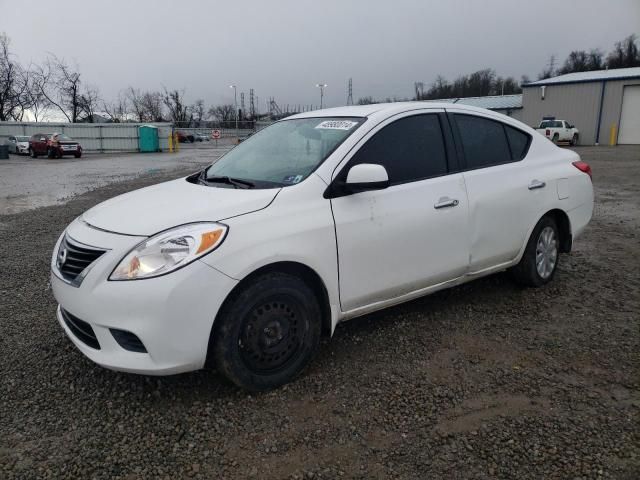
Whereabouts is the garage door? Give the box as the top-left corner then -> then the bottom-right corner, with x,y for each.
618,85 -> 640,144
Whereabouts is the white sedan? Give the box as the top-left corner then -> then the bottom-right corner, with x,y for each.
51,102 -> 594,391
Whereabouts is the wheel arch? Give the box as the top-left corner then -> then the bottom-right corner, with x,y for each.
205,261 -> 333,368
545,208 -> 572,253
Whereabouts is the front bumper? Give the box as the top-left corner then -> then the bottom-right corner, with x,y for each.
51,219 -> 238,375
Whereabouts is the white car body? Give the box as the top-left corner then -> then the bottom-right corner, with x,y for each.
535,119 -> 579,143
51,102 -> 594,378
6,135 -> 30,154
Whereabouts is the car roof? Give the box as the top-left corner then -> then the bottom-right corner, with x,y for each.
287,101 -> 501,120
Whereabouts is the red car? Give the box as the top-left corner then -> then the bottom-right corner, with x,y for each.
29,133 -> 82,159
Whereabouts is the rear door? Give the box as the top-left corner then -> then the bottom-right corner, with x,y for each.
330,110 -> 470,311
448,110 -> 547,272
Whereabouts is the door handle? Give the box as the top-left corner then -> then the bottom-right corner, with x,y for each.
528,180 -> 546,190
434,197 -> 459,209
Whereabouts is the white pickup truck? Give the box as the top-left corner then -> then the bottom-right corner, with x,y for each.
536,119 -> 579,145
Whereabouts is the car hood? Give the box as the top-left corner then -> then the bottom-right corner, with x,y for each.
82,177 -> 280,236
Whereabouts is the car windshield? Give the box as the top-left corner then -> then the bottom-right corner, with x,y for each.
204,117 -> 363,188
16,136 -> 29,142
540,120 -> 562,128
55,134 -> 72,141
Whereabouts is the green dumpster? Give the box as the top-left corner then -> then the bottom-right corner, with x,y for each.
138,125 -> 159,152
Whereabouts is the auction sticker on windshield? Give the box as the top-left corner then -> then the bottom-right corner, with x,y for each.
315,120 -> 358,130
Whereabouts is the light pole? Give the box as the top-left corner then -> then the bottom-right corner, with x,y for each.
316,83 -> 327,109
229,84 -> 238,132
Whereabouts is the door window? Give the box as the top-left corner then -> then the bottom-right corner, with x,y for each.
348,114 -> 448,184
454,114 -> 514,169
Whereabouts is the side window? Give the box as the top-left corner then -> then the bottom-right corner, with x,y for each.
349,114 -> 448,184
504,125 -> 531,161
454,114 -> 512,169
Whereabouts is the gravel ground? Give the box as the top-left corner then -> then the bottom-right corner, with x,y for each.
1,146 -> 638,479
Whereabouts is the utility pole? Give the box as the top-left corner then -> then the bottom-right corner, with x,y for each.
316,83 -> 327,109
229,85 -> 238,131
347,78 -> 353,105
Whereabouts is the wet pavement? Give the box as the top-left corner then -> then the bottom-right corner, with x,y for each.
0,145 -> 232,215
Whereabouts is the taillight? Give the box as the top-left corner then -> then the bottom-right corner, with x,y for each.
546,129 -> 550,136
572,161 -> 592,180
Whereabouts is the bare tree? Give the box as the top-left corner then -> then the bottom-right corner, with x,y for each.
140,91 -> 164,122
78,85 -> 101,122
103,90 -> 130,122
125,87 -> 164,122
191,99 -> 205,125
126,87 -> 145,122
356,96 -> 377,105
24,66 -> 51,121
208,104 -> 234,122
33,55 -> 83,122
162,88 -> 191,124
606,34 -> 640,69
0,33 -> 29,121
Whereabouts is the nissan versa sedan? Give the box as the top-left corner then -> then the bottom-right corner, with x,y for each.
51,103 -> 594,391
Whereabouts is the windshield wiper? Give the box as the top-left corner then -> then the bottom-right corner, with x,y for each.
202,174 -> 255,189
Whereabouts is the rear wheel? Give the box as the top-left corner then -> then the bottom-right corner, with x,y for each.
552,133 -> 559,144
211,272 -> 322,392
511,216 -> 559,287
571,134 -> 579,146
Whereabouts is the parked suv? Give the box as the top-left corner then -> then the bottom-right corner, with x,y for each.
29,133 -> 82,159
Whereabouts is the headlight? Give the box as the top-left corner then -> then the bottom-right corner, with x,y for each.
109,222 -> 228,280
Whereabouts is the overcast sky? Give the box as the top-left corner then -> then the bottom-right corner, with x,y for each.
2,0 -> 639,111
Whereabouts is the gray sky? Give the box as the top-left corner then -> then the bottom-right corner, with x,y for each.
2,0 -> 639,111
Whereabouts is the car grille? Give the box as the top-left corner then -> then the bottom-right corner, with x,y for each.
56,235 -> 106,284
61,308 -> 100,350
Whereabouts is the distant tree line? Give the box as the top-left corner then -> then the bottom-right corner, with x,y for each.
355,33 -> 640,104
538,34 -> 640,79
2,31 -> 639,123
0,32 -> 251,125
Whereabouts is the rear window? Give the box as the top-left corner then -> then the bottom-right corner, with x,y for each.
539,120 -> 562,128
505,126 -> 530,160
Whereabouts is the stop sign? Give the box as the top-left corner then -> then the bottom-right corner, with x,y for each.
212,129 -> 221,139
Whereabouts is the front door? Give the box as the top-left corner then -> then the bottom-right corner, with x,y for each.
330,112 -> 470,312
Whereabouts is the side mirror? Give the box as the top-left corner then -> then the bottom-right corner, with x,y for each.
345,163 -> 390,192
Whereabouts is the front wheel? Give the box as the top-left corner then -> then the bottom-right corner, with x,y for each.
29,148 -> 37,158
511,216 -> 559,287
211,272 -> 322,392
74,152 -> 82,158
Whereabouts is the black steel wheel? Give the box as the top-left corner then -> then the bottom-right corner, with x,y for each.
211,271 -> 322,391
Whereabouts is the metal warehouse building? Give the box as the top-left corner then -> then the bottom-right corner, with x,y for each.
425,94 -> 523,120
521,67 -> 640,145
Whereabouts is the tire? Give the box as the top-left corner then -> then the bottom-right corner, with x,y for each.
571,134 -> 579,146
74,152 -> 82,158
211,272 -> 322,392
30,148 -> 37,158
47,148 -> 54,159
552,133 -> 559,144
511,216 -> 560,287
